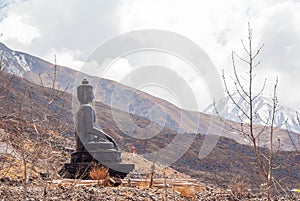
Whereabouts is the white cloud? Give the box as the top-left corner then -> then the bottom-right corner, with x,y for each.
102,58 -> 133,82
1,0 -> 125,59
1,0 -> 299,111
118,0 -> 300,110
44,48 -> 83,69
0,12 -> 40,44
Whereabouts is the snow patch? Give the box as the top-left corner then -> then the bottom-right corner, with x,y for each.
14,54 -> 31,72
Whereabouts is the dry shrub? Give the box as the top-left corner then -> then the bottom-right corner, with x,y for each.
139,181 -> 149,189
89,166 -> 109,181
228,176 -> 250,199
0,155 -> 38,181
174,186 -> 199,198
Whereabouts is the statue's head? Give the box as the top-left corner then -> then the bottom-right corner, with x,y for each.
77,79 -> 94,104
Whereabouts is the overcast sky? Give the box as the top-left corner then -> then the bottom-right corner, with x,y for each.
0,0 -> 299,111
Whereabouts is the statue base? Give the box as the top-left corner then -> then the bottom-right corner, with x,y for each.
59,161 -> 134,179
59,142 -> 134,179
63,80 -> 135,179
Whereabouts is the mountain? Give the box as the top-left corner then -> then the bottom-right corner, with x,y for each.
0,71 -> 299,190
0,42 -> 299,151
203,93 -> 300,134
0,43 -> 37,75
0,42 -> 212,135
0,42 -> 79,91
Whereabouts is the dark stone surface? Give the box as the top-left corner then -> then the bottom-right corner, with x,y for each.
59,79 -> 134,179
59,162 -> 133,179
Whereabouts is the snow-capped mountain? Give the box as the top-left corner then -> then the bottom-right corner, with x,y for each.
0,43 -> 31,76
0,43 -> 52,77
0,42 -> 76,92
203,93 -> 300,134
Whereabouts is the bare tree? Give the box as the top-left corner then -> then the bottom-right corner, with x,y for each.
222,23 -> 279,200
25,56 -> 71,199
0,55 -> 71,199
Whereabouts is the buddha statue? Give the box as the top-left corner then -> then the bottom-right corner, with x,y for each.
75,79 -> 117,152
59,79 -> 134,179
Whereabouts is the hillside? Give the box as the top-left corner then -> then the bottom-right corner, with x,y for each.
1,42 -> 299,152
0,71 -> 299,193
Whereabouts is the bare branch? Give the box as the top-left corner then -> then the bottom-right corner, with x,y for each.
241,39 -> 250,56
253,44 -> 265,60
255,124 -> 268,140
51,54 -> 57,97
252,61 -> 261,69
232,52 -> 250,99
285,121 -> 299,152
38,74 -> 44,87
222,71 -> 250,119
253,78 -> 267,100
233,51 -> 250,64
234,82 -> 250,104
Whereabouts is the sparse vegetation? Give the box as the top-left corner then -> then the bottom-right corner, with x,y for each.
89,165 -> 109,185
228,176 -> 251,199
138,180 -> 149,189
0,56 -> 71,199
174,186 -> 199,198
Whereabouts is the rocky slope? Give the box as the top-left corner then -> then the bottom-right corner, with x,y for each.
0,184 -> 260,201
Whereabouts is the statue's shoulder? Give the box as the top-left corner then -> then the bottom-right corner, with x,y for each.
78,104 -> 94,113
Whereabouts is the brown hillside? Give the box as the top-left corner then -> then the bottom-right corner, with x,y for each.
0,71 -> 299,191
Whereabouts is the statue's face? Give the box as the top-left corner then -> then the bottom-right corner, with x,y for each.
77,84 -> 94,104
86,88 -> 94,102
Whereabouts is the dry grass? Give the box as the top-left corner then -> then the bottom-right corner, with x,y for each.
228,176 -> 250,199
0,154 -> 39,180
89,166 -> 109,181
174,186 -> 200,198
138,181 -> 149,189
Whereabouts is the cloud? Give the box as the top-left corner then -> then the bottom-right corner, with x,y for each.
117,0 -> 300,110
1,0 -> 125,62
0,0 -> 299,111
44,48 -> 83,69
0,10 -> 40,44
255,1 -> 300,111
102,58 -> 133,82
259,2 -> 300,73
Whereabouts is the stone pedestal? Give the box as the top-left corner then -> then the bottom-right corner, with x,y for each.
59,142 -> 134,179
59,163 -> 133,179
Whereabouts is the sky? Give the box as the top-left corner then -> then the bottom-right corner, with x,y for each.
0,0 -> 300,111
